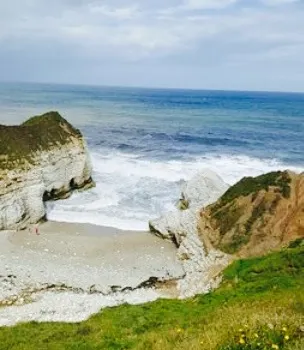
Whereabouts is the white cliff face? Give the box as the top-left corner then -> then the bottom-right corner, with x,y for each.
180,169 -> 229,208
0,127 -> 93,231
149,169 -> 231,297
149,169 -> 228,242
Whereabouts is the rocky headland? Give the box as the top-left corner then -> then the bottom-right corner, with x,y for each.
0,111 -> 94,230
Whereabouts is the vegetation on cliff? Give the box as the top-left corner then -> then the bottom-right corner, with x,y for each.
201,171 -> 303,256
213,171 -> 291,211
0,112 -> 82,171
0,241 -> 303,350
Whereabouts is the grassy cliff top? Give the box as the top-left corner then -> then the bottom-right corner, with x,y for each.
0,112 -> 82,171
202,171 -> 301,255
0,241 -> 302,350
212,171 -> 291,213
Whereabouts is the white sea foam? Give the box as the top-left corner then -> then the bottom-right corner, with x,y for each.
46,151 -> 303,231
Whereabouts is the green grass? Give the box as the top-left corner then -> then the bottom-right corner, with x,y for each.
211,171 -> 291,216
208,171 -> 292,254
244,199 -> 267,235
0,112 -> 82,171
177,199 -> 190,211
217,199 -> 270,255
220,323 -> 304,350
0,243 -> 303,350
213,204 -> 243,236
21,112 -> 71,127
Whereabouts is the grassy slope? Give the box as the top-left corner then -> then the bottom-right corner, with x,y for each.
212,171 -> 292,211
0,243 -> 303,350
0,112 -> 81,171
207,171 -> 293,254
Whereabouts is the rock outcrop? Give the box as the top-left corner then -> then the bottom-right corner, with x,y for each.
149,170 -> 230,297
150,169 -> 228,242
0,112 -> 94,230
149,169 -> 304,297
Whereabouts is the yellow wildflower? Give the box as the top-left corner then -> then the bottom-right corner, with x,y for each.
239,338 -> 245,344
282,327 -> 287,332
238,328 -> 243,332
284,335 -> 289,340
254,333 -> 259,338
271,344 -> 279,349
176,328 -> 182,333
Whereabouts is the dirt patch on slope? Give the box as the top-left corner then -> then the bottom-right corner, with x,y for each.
198,171 -> 304,258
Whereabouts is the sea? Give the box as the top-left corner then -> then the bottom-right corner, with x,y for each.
0,82 -> 303,230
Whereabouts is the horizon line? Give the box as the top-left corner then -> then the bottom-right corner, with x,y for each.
1,79 -> 304,95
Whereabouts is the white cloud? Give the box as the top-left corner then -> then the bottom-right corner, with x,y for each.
160,0 -> 238,15
0,0 -> 303,91
183,0 -> 238,10
88,4 -> 140,20
261,0 -> 300,6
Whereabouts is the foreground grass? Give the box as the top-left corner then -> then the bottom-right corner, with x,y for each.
0,244 -> 303,350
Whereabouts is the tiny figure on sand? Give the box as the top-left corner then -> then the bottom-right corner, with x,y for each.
29,224 -> 40,235
35,225 -> 40,235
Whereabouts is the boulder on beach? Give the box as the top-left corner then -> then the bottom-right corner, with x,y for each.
0,112 -> 95,230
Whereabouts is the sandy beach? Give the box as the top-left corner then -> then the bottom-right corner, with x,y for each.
0,221 -> 184,326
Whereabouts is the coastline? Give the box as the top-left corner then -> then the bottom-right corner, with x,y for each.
0,221 -> 184,326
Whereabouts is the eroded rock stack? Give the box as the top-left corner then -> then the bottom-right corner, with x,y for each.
0,112 -> 94,230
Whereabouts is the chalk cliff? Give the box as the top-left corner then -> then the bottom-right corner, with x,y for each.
0,112 -> 94,230
149,170 -> 231,297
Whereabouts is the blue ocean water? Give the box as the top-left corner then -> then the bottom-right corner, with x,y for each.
0,82 -> 303,229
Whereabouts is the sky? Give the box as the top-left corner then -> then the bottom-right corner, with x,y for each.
0,0 -> 304,91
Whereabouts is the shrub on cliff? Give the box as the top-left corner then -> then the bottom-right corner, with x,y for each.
199,171 -> 303,256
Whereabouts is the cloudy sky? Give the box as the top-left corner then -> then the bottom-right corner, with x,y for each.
0,0 -> 304,91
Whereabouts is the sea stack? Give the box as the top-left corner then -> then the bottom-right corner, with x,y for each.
0,111 -> 94,230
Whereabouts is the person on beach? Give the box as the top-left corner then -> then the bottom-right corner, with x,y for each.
33,224 -> 40,235
28,224 -> 40,235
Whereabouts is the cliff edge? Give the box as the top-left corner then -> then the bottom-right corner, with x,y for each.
0,111 -> 94,230
199,170 -> 304,258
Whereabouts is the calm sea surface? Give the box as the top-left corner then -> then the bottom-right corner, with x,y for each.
0,82 -> 303,230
